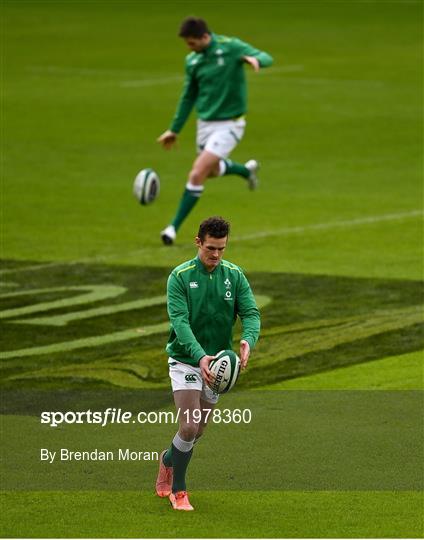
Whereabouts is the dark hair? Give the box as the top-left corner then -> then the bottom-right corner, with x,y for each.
198,216 -> 230,242
179,17 -> 210,38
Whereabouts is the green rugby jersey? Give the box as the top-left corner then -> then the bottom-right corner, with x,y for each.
170,33 -> 273,134
166,256 -> 260,366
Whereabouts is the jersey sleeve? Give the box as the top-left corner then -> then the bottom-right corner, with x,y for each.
167,272 -> 206,363
169,61 -> 198,134
232,37 -> 274,68
236,273 -> 261,349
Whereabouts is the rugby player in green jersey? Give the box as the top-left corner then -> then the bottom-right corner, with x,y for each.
155,216 -> 260,510
157,17 -> 273,245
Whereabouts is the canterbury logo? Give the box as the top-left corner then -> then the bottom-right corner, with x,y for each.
185,374 -> 197,382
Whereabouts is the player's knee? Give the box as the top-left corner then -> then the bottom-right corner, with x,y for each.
208,165 -> 220,178
179,421 -> 197,441
189,160 -> 218,184
188,168 -> 205,185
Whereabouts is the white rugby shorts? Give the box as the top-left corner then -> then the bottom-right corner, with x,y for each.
196,117 -> 246,159
168,358 -> 219,404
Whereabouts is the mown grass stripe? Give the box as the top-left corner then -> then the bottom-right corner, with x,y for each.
0,323 -> 169,360
0,286 -> 126,319
12,295 -> 167,327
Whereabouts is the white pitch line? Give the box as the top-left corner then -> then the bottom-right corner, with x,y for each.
120,75 -> 184,88
233,210 -> 424,241
120,65 -> 305,88
27,65 -> 185,87
27,64 -> 305,88
258,64 -> 304,74
27,65 -> 143,77
1,210 -> 422,275
281,76 -> 386,88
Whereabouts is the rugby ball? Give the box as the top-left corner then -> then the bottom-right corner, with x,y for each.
133,168 -> 160,205
208,349 -> 241,394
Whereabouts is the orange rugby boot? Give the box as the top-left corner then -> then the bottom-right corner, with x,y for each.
169,490 -> 194,511
155,450 -> 173,498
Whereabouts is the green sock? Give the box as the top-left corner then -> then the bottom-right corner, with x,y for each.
171,184 -> 204,231
171,444 -> 193,493
222,159 -> 250,178
163,434 -> 201,467
163,447 -> 172,467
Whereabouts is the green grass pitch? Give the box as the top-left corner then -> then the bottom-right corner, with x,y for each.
1,0 -> 423,537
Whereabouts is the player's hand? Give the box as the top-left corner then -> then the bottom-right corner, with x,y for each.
239,340 -> 250,369
242,56 -> 260,72
199,355 -> 215,386
157,130 -> 177,150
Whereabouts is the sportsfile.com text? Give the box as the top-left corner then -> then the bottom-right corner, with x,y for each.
40,408 -> 252,428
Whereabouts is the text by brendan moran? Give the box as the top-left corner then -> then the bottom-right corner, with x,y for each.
40,448 -> 159,463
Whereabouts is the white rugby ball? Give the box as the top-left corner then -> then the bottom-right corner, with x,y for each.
133,168 -> 160,205
208,349 -> 241,394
